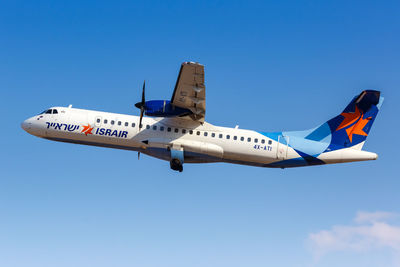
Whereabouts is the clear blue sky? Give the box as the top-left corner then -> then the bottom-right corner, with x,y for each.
1,1 -> 399,266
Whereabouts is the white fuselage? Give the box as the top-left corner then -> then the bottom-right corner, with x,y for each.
21,106 -> 292,167
21,106 -> 378,169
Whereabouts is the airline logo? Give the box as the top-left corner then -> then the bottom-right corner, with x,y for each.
95,127 -> 128,138
335,106 -> 371,142
46,122 -> 79,131
45,122 -> 128,138
81,124 -> 94,136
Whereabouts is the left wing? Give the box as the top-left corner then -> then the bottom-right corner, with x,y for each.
171,62 -> 206,122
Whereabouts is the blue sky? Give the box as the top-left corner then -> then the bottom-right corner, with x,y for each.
1,0 -> 400,266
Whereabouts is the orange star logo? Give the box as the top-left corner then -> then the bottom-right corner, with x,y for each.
336,107 -> 371,142
81,124 -> 94,136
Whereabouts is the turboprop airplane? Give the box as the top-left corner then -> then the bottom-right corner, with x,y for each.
21,62 -> 383,172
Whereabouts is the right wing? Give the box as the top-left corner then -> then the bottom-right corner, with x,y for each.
171,62 -> 206,122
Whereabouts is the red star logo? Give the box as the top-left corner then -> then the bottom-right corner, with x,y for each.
335,107 -> 371,142
81,124 -> 94,136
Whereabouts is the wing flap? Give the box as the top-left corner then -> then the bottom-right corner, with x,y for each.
171,62 -> 206,122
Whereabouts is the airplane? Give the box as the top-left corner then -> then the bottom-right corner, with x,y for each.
21,62 -> 383,172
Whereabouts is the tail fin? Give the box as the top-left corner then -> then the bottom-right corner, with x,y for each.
304,90 -> 383,150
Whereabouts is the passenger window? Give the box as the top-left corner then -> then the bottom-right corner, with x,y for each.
189,130 -> 193,135
160,126 -> 164,131
268,140 -> 272,145
104,119 -> 108,124
96,118 -> 101,123
146,125 -> 150,129
182,129 -> 186,134
233,136 -> 237,140
219,134 -> 223,138
45,109 -> 52,114
197,131 -> 200,135
174,128 -> 179,133
111,120 -> 115,125
211,133 -> 215,137
125,122 -> 128,126
255,138 -> 258,143
247,137 -> 251,142
167,127 -> 171,132
261,139 -> 265,144
118,121 -> 121,126
240,137 -> 244,141
52,109 -> 58,114
204,132 -> 208,137
226,135 -> 230,139
153,125 -> 157,130
132,123 -> 135,127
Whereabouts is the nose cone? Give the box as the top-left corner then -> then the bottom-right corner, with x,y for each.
21,119 -> 32,132
21,117 -> 46,137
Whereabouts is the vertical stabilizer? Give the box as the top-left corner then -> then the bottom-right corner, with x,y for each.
304,90 -> 383,150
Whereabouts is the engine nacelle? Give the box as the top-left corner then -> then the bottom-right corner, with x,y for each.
144,100 -> 192,117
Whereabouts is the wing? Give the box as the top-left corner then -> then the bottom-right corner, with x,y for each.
171,62 -> 205,122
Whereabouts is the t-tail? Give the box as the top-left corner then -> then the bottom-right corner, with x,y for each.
262,90 -> 384,168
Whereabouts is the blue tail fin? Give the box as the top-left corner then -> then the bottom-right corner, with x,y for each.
304,90 -> 383,150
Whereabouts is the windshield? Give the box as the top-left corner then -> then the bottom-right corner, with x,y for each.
38,109 -> 59,115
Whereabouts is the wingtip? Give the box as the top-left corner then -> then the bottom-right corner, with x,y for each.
182,61 -> 204,66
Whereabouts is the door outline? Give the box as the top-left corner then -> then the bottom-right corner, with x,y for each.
276,135 -> 289,160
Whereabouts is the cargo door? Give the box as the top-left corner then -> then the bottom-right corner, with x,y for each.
276,135 -> 289,160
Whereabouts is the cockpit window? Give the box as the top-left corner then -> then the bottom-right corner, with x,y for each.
40,109 -> 58,114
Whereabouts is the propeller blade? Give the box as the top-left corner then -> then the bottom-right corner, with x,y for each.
141,80 -> 145,105
135,80 -> 146,129
138,152 -> 140,160
139,107 -> 144,128
135,81 -> 146,109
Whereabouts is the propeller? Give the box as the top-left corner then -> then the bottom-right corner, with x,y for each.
135,80 -> 146,128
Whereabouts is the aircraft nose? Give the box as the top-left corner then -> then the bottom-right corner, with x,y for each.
21,119 -> 32,132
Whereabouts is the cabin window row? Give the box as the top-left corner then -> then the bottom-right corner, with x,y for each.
149,125 -> 272,144
96,118 -> 273,145
98,118 -> 137,128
